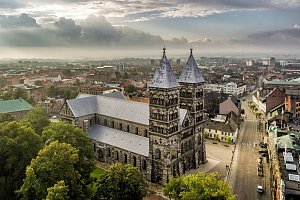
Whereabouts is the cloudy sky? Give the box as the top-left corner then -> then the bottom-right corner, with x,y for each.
0,0 -> 300,59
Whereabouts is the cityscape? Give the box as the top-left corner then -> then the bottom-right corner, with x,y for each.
1,1 -> 300,200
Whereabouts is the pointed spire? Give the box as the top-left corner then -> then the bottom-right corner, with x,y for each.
178,49 -> 205,84
149,47 -> 180,89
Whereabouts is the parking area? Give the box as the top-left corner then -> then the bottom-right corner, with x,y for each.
206,140 -> 235,176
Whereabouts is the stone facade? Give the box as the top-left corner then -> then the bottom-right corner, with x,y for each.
59,49 -> 206,184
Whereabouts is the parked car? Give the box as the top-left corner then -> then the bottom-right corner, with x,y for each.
258,149 -> 268,154
257,185 -> 263,194
259,142 -> 267,148
261,153 -> 267,157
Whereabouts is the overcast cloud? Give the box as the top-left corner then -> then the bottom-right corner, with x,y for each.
0,0 -> 299,57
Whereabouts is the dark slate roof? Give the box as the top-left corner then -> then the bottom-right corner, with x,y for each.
149,48 -> 180,89
203,120 -> 236,133
0,99 -> 32,113
88,125 -> 149,157
67,95 -> 187,126
179,49 -> 205,83
102,92 -> 125,100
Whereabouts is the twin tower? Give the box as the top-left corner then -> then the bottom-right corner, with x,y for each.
148,48 -> 206,183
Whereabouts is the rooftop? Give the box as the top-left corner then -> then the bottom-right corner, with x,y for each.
88,125 -> 149,157
66,95 -> 187,126
149,48 -> 180,89
0,99 -> 32,113
178,49 -> 205,84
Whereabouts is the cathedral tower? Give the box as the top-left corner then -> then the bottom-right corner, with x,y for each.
149,48 -> 181,183
178,48 -> 206,165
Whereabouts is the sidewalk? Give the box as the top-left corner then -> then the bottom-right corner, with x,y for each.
185,156 -> 222,175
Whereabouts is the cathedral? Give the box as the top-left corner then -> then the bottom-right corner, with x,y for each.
59,48 -> 206,183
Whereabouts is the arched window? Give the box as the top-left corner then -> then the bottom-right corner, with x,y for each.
155,149 -> 161,159
98,149 -> 103,159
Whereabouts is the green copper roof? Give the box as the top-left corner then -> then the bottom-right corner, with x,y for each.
0,99 -> 32,113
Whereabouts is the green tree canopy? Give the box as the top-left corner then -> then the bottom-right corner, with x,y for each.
124,85 -> 137,93
0,113 -> 15,123
25,107 -> 50,134
46,181 -> 69,200
164,172 -> 235,200
95,163 -> 148,200
41,122 -> 95,185
0,121 -> 42,192
18,141 -> 84,200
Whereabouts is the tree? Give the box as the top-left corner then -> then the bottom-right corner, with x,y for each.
0,113 -> 15,123
41,122 -> 95,186
226,137 -> 232,143
17,141 -> 84,200
25,107 -> 50,134
0,121 -> 42,192
124,85 -> 137,94
164,172 -> 235,200
46,181 -> 69,200
95,163 -> 148,200
13,88 -> 28,100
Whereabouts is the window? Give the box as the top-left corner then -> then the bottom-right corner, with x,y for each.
155,149 -> 161,159
144,130 -> 148,137
116,151 -> 119,160
135,127 -> 139,134
107,148 -> 111,157
127,125 -> 130,132
112,121 -> 115,128
133,156 -> 137,167
124,154 -> 128,163
93,143 -> 96,152
142,160 -> 147,170
120,123 -> 123,130
104,119 -> 107,126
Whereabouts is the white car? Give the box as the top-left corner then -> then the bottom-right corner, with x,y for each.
257,185 -> 263,194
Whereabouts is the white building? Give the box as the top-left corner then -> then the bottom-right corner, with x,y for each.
204,82 -> 246,97
246,59 -> 253,67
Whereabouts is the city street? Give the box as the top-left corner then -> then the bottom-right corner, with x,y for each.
228,101 -> 271,200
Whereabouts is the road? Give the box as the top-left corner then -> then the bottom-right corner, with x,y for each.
228,101 -> 271,200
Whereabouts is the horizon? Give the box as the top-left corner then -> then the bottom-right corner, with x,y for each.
0,0 -> 299,59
